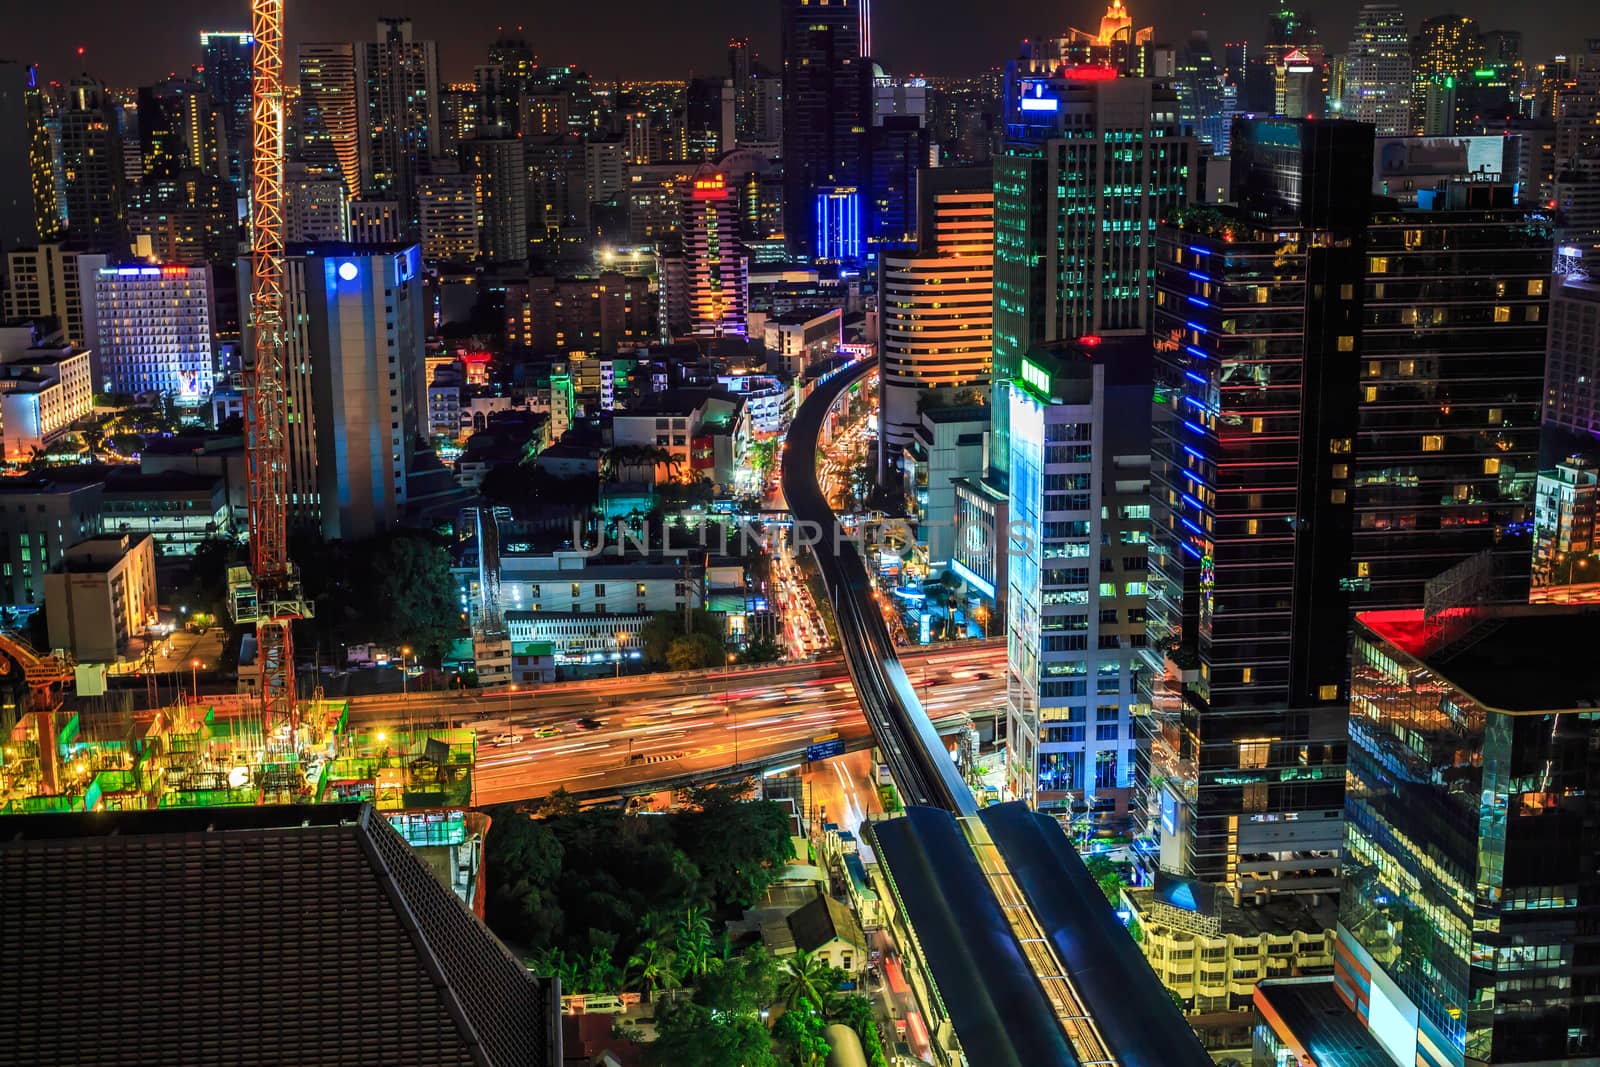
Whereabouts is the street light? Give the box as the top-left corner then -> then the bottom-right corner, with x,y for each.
191,659 -> 201,702
507,683 -> 518,717
614,632 -> 630,678
401,645 -> 413,698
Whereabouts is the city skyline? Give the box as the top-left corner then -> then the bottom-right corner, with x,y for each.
6,0 -> 1597,86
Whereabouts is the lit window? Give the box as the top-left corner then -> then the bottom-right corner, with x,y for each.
1369,256 -> 1388,274
1251,417 -> 1264,433
1331,489 -> 1347,504
1356,561 -> 1370,577
1318,684 -> 1339,701
1529,279 -> 1545,296
1337,335 -> 1355,352
1493,305 -> 1511,323
1422,435 -> 1444,452
1246,519 -> 1259,535
1333,465 -> 1348,479
1484,457 -> 1501,474
1487,407 -> 1502,424
1526,305 -> 1542,322
1330,439 -> 1352,454
1365,386 -> 1378,402
1340,284 -> 1354,300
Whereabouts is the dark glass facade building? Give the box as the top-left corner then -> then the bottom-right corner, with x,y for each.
1140,119 -> 1373,898
199,31 -> 254,192
779,0 -> 864,260
1341,607 -> 1600,1066
1356,185 -> 1550,608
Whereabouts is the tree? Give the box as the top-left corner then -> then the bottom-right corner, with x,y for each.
483,809 -> 566,950
775,951 -> 834,1012
736,635 -> 783,665
355,533 -> 460,658
646,1000 -> 777,1067
667,632 -> 725,671
1084,854 -> 1129,904
673,906 -> 715,982
673,783 -> 796,908
830,995 -> 889,1067
640,609 -> 725,667
626,936 -> 679,1001
772,998 -> 830,1067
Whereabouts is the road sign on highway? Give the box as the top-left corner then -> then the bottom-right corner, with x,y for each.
806,739 -> 845,762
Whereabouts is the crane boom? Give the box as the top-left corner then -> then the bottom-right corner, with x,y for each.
247,0 -> 308,739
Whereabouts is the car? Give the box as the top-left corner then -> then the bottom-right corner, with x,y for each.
534,726 -> 561,738
492,733 -> 523,746
575,716 -> 604,731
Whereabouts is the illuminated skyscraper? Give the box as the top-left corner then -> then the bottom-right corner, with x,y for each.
417,170 -> 478,264
461,136 -> 527,263
198,30 -> 254,191
137,80 -> 224,181
879,167 -> 993,462
58,75 -> 126,256
1173,33 -> 1236,154
1411,14 -> 1483,135
297,42 -> 360,199
93,265 -> 216,403
1141,118 -> 1374,899
989,70 -> 1194,478
357,19 -> 440,230
661,163 -> 747,339
1340,3 -> 1410,134
780,0 -> 865,259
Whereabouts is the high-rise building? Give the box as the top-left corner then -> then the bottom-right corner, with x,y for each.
1173,33 -> 1237,154
198,31 -> 254,192
990,70 -> 1195,478
93,264 -> 215,403
504,273 -> 653,354
417,170 -> 478,264
279,244 -> 425,539
348,199 -> 404,245
864,68 -> 928,251
138,79 -> 223,182
2,242 -> 106,352
1341,3 -> 1411,134
0,60 -> 40,259
1005,338 -> 1151,814
58,75 -> 126,256
297,43 -> 361,199
878,166 -> 993,464
23,67 -> 62,244
1141,119 -> 1375,901
461,136 -> 526,263
357,20 -> 440,230
780,0 -> 865,259
729,36 -> 756,141
1543,246 -> 1600,447
661,163 -> 747,339
285,165 -> 350,243
1333,606 -> 1600,1066
1411,14 -> 1483,135
1357,184 -> 1549,608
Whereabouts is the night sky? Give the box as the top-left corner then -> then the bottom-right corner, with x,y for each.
4,0 -> 1597,87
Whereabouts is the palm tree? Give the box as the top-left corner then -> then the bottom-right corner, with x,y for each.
674,906 -> 714,981
626,937 -> 679,1002
776,949 -> 835,1011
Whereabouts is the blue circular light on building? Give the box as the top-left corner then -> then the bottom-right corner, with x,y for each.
337,261 -> 359,281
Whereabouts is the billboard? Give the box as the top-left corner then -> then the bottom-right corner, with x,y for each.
1153,870 -> 1217,915
1374,136 -> 1505,190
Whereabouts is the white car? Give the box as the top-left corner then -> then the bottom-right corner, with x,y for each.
491,733 -> 524,747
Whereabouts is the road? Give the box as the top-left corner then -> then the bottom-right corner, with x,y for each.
783,356 -> 976,813
467,644 -> 1005,805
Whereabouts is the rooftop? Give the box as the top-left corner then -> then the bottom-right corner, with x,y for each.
1254,978 -> 1393,1067
786,894 -> 866,954
0,803 -> 558,1066
1359,605 -> 1600,712
1124,885 -> 1336,939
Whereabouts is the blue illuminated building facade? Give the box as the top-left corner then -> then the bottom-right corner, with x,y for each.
1005,338 -> 1150,816
1138,119 -> 1373,899
281,243 -> 425,539
92,265 -> 216,403
815,187 -> 862,262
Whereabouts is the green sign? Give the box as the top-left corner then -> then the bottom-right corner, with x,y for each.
1019,358 -> 1051,399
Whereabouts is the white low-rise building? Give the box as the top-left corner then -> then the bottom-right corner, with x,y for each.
0,344 -> 93,460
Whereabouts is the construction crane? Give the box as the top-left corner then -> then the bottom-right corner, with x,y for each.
243,0 -> 310,742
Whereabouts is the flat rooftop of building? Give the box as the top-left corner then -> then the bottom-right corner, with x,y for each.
103,468 -> 224,494
1255,978 -> 1394,1067
0,802 -> 557,1066
921,404 -> 989,425
4,345 -> 86,366
1360,605 -> 1600,712
1124,885 -> 1337,939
